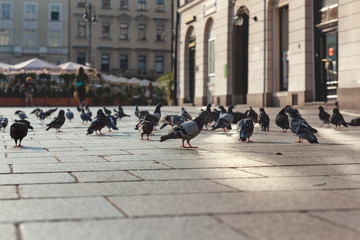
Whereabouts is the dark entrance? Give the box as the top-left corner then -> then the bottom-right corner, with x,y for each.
233,11 -> 249,104
188,38 -> 196,103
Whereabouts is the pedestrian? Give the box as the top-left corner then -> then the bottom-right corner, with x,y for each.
145,82 -> 153,106
75,67 -> 89,107
22,76 -> 34,107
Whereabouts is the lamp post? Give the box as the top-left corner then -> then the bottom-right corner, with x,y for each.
83,3 -> 97,67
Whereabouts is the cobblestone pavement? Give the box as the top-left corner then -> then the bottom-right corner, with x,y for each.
0,105 -> 360,240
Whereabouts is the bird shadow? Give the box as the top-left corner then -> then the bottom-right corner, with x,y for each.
19,146 -> 46,151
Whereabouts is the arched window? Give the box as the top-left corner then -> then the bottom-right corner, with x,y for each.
207,21 -> 215,76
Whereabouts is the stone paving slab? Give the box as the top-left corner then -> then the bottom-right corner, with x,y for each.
0,157 -> 59,165
0,224 -> 16,240
213,176 -> 360,191
0,173 -> 75,185
0,186 -> 18,199
215,212 -> 359,240
109,191 -> 360,217
72,170 -> 141,182
57,156 -> 108,163
0,197 -> 123,223
20,180 -> 233,198
309,210 -> 360,232
20,216 -> 247,240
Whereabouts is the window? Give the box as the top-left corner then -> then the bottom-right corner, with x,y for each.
138,55 -> 146,73
0,29 -> 10,46
49,30 -> 60,47
50,5 -> 60,21
24,30 -> 36,47
120,0 -> 128,9
156,25 -> 165,41
77,0 -> 87,8
156,0 -> 165,12
120,55 -> 128,72
0,3 -> 11,19
77,53 -> 86,65
102,0 -> 111,9
279,5 -> 289,91
155,56 -> 164,74
25,4 -> 36,20
102,22 -> 111,39
322,0 -> 338,7
138,24 -> 146,40
119,23 -> 129,40
137,0 -> 147,11
208,21 -> 215,75
77,21 -> 87,37
101,54 -> 110,72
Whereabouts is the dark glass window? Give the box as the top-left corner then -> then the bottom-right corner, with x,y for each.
120,0 -> 128,9
138,55 -> 146,72
102,0 -> 111,9
156,56 -> 164,74
120,55 -> 128,72
101,54 -> 110,72
77,53 -> 86,65
137,0 -> 147,11
156,0 -> 165,12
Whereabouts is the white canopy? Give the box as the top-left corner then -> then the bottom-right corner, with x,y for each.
102,74 -> 129,85
128,77 -> 142,85
57,61 -> 91,72
0,62 -> 12,72
11,58 -> 60,72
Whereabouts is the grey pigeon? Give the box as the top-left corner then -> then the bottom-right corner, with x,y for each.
87,109 -> 108,135
151,103 -> 163,130
160,111 -> 208,148
66,109 -> 74,121
10,122 -> 28,147
275,107 -> 290,132
46,110 -> 65,132
106,115 -> 119,131
211,105 -> 235,132
318,106 -> 331,127
181,107 -> 192,121
330,108 -> 348,129
237,118 -> 254,142
134,105 -> 140,118
258,107 -> 270,131
18,112 -> 28,120
0,116 -> 8,132
286,107 -> 319,143
80,108 -> 92,123
160,115 -> 184,129
203,104 -> 213,130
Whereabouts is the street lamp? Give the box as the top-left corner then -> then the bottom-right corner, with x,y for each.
83,3 -> 97,67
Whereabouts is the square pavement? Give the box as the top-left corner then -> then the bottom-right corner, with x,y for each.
0,105 -> 360,240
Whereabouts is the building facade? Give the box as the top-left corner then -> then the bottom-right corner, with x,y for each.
177,0 -> 360,110
69,0 -> 172,80
0,0 -> 69,65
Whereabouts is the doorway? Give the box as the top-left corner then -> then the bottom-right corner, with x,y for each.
188,38 -> 196,104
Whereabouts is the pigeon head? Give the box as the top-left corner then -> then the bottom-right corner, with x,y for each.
259,107 -> 265,113
218,105 -> 226,112
228,105 -> 235,112
318,106 -> 324,111
286,108 -> 298,118
333,108 -> 340,114
58,110 -> 65,116
97,109 -> 104,116
206,103 -> 212,112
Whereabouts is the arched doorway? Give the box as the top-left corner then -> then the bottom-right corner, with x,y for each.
233,6 -> 249,104
185,27 -> 196,104
204,18 -> 215,104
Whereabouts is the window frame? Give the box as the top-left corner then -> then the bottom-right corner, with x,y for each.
138,55 -> 146,72
24,29 -> 37,47
119,0 -> 129,10
101,22 -> 111,39
119,23 -> 129,40
48,30 -> 61,47
120,54 -> 128,72
155,56 -> 164,74
137,24 -> 147,41
49,4 -> 61,21
137,0 -> 147,11
102,0 -> 111,9
0,28 -> 11,46
156,0 -> 165,12
24,3 -> 37,20
101,54 -> 111,72
77,20 -> 87,38
0,3 -> 12,19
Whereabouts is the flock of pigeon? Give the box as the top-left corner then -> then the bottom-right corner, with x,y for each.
0,103 -> 357,148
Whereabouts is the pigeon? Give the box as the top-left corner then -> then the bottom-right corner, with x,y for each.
46,110 -> 66,132
138,115 -> 154,140
106,114 -> 119,131
45,107 -> 58,118
181,107 -> 192,121
160,111 -> 208,148
151,103 -> 163,130
30,108 -> 40,114
0,116 -> 8,132
318,106 -> 331,127
245,107 -> 258,123
15,110 -> 24,115
211,105 -> 234,132
275,107 -> 290,132
10,122 -> 28,147
218,105 -> 227,116
18,112 -> 28,120
231,107 -> 247,124
203,104 -> 213,130
258,107 -> 270,131
15,119 -> 33,130
114,105 -> 131,119
80,108 -> 92,123
134,105 -> 140,118
87,109 -> 108,135
160,114 -> 185,129
330,108 -> 348,129
103,107 -> 112,115
286,107 -> 319,143
237,118 -> 254,142
135,112 -> 158,130
66,109 -> 74,121
77,105 -> 82,112
348,118 -> 360,126
39,110 -> 46,121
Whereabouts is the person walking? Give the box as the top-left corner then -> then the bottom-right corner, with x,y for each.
76,67 -> 89,107
23,76 -> 34,107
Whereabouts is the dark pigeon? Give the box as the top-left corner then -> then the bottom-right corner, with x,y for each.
318,106 -> 331,127
80,108 -> 92,123
348,118 -> 360,126
203,104 -> 213,130
152,103 -> 163,127
114,105 -> 131,119
0,116 -> 8,132
181,107 -> 192,121
45,107 -> 58,118
160,111 -> 208,148
39,110 -> 46,121
87,109 -> 108,135
237,118 -> 254,142
66,109 -> 74,121
15,119 -> 33,130
10,122 -> 28,147
286,107 -> 319,143
258,107 -> 270,131
46,110 -> 66,132
245,107 -> 258,123
138,115 -> 154,140
103,107 -> 112,115
330,108 -> 348,129
275,107 -> 290,132
106,115 -> 119,131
